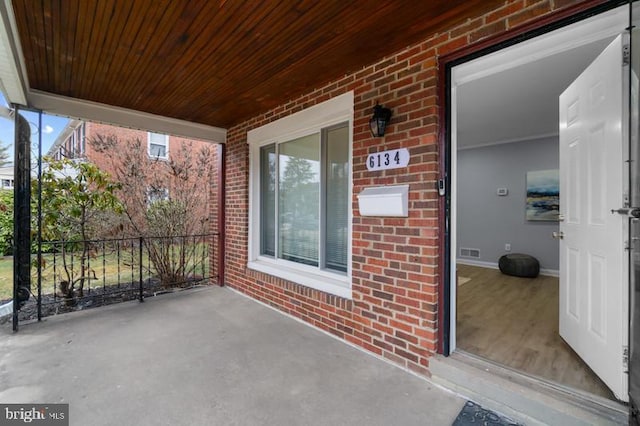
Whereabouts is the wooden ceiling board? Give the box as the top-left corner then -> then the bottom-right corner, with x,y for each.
90,1 -> 134,97
61,0 -> 78,94
115,1 -> 193,105
141,1 -> 274,113
105,2 -> 159,102
72,0 -> 97,94
78,0 -> 114,96
11,0 -> 505,128
154,1 -> 348,118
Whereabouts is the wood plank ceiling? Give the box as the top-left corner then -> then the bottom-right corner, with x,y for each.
11,0 -> 503,129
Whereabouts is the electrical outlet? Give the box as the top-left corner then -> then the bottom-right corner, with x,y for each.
505,243 -> 511,251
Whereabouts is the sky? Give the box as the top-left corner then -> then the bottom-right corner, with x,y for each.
0,92 -> 70,164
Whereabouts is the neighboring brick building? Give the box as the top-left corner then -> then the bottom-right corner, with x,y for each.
48,120 -> 218,234
48,120 -> 215,179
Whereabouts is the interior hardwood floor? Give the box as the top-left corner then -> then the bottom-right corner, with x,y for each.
456,264 -> 614,400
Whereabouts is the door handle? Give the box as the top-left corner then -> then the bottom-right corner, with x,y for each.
552,231 -> 564,240
611,208 -> 640,218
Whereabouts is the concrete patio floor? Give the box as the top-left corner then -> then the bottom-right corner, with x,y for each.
0,286 -> 467,426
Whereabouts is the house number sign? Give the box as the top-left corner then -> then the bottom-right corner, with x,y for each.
366,148 -> 410,172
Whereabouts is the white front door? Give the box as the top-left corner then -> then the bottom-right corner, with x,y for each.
559,34 -> 628,401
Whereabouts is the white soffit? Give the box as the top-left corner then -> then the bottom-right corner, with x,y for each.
452,5 -> 627,85
0,0 -> 26,106
28,90 -> 227,144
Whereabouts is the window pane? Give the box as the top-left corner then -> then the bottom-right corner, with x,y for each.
325,125 -> 349,272
149,133 -> 167,157
150,143 -> 167,158
147,187 -> 169,204
149,132 -> 166,144
279,134 -> 320,266
260,144 -> 276,257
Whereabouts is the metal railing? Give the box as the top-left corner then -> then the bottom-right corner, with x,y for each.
14,233 -> 218,322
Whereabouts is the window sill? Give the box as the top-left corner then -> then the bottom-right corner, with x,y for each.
247,259 -> 352,299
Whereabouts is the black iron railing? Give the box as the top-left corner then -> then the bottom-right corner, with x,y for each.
11,233 -> 218,322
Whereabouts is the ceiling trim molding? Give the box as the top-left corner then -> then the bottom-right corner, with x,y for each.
27,90 -> 227,144
0,0 -> 27,105
457,132 -> 559,151
452,5 -> 626,86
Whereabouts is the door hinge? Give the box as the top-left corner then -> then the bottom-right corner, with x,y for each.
624,345 -> 629,372
624,44 -> 630,66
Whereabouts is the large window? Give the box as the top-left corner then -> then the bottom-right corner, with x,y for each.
248,92 -> 353,298
260,125 -> 348,272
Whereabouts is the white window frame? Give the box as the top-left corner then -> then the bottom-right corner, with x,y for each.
148,132 -> 169,160
247,91 -> 354,299
78,123 -> 86,155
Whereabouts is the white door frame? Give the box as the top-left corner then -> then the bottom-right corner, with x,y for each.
449,5 -> 627,354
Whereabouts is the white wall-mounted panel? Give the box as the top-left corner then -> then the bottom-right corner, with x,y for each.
358,185 -> 409,217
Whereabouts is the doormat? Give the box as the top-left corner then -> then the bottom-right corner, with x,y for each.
458,276 -> 471,286
452,401 -> 522,426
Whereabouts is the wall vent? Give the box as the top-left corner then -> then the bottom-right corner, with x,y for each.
460,248 -> 480,258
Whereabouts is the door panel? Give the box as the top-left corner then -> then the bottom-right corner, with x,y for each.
559,34 -> 628,401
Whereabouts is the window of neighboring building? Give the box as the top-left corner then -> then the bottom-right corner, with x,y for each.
147,187 -> 169,205
77,123 -> 86,155
2,179 -> 13,189
148,132 -> 169,159
65,137 -> 73,157
247,92 -> 353,298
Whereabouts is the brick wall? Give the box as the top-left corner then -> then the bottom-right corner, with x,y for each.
81,122 -> 215,180
224,0 -> 590,376
49,121 -> 219,253
83,122 -> 146,174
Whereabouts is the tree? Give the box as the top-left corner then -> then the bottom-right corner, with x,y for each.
0,190 -> 12,255
279,155 -> 319,261
0,142 -> 11,167
37,157 -> 123,299
280,155 -> 317,221
88,134 -> 214,286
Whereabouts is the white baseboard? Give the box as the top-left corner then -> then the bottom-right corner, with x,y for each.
456,258 -> 498,269
456,258 -> 559,278
540,269 -> 559,277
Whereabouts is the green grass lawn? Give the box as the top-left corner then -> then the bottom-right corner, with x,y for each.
0,243 -> 212,302
0,257 -> 12,300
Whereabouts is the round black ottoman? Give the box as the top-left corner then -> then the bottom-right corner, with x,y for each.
498,253 -> 540,278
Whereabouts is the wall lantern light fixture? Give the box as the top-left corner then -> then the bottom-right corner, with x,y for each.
369,102 -> 392,138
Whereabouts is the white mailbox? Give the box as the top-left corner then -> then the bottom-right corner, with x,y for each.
357,184 -> 409,217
